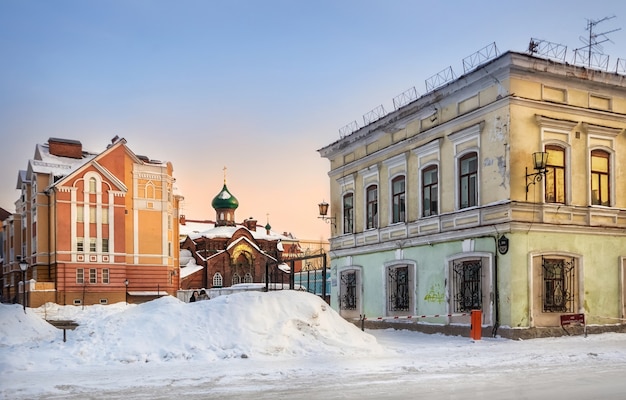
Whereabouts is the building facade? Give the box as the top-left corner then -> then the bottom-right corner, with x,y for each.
1,137 -> 183,307
318,51 -> 626,337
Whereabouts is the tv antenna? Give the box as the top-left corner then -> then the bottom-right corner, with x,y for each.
574,16 -> 621,68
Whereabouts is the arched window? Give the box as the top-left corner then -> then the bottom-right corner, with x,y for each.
89,177 -> 97,194
545,145 -> 565,204
212,273 -> 223,288
366,185 -> 378,229
391,176 -> 406,223
422,165 -> 438,217
232,273 -> 241,285
591,150 -> 610,206
459,153 -> 477,209
343,193 -> 354,234
244,273 -> 253,283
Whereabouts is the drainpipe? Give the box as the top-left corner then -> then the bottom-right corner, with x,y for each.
474,234 -> 500,337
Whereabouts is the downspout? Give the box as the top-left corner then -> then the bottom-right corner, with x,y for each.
475,234 -> 500,337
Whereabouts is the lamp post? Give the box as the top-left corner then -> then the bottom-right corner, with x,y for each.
18,259 -> 29,313
124,279 -> 129,305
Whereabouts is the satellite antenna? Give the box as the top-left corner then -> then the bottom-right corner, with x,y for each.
574,16 -> 621,68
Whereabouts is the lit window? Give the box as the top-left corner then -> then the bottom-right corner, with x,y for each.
545,145 -> 565,204
590,150 -> 610,206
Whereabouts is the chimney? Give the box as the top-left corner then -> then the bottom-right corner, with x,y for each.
48,138 -> 83,159
244,217 -> 257,231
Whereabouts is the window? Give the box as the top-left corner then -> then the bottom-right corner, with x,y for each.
422,165 -> 438,217
102,208 -> 109,224
77,238 -> 84,252
232,273 -> 241,285
213,273 -> 223,288
102,238 -> 109,253
366,185 -> 378,229
89,268 -> 97,284
591,150 -> 610,206
77,206 -> 84,223
391,176 -> 406,223
89,207 -> 96,223
244,273 -> 253,283
89,177 -> 97,194
76,268 -> 84,284
343,193 -> 354,234
452,260 -> 482,312
340,271 -> 357,310
545,145 -> 565,204
102,268 -> 110,284
387,265 -> 410,312
459,153 -> 478,209
90,238 -> 97,252
542,257 -> 575,313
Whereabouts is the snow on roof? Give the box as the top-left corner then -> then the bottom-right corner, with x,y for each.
180,259 -> 204,278
184,223 -> 294,242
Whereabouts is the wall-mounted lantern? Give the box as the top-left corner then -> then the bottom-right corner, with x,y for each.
318,201 -> 336,228
525,151 -> 549,200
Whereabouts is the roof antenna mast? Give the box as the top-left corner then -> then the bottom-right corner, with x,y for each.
576,15 -> 621,68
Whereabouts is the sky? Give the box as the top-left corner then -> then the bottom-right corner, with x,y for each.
2,290 -> 626,399
1,1 -> 625,240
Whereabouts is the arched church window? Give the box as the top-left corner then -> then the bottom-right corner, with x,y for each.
232,273 -> 241,285
213,273 -> 223,288
244,273 -> 253,283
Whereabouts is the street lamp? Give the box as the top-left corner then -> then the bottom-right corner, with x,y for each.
525,151 -> 549,200
18,259 -> 29,313
124,279 -> 129,305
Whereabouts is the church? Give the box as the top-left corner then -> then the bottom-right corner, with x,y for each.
179,178 -> 301,292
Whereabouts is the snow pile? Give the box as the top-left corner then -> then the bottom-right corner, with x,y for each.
0,291 -> 380,371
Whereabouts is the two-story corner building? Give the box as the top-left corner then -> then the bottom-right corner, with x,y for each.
318,51 -> 626,338
1,137 -> 183,307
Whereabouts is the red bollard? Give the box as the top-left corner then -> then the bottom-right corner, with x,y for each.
470,309 -> 482,340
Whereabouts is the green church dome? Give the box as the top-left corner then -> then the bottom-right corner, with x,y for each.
211,184 -> 239,210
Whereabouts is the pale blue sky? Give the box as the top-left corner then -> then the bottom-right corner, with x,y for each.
1,0 -> 624,239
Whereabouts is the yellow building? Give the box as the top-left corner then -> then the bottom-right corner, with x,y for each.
1,137 -> 183,307
318,49 -> 626,338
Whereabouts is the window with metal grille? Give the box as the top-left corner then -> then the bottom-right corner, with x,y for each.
453,260 -> 482,312
387,265 -> 409,312
340,271 -> 357,310
542,257 -> 575,312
